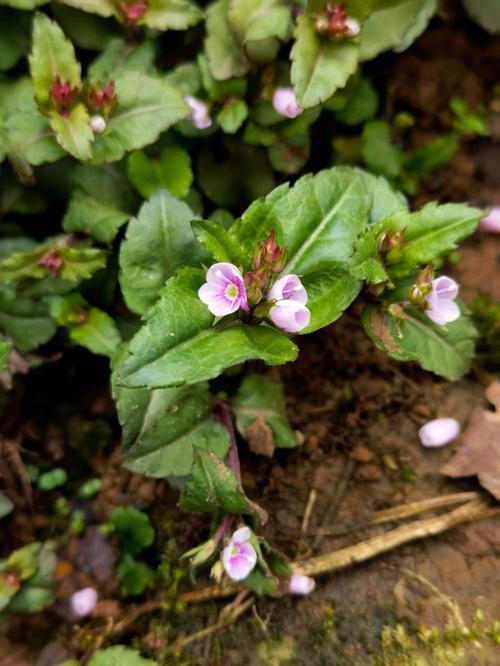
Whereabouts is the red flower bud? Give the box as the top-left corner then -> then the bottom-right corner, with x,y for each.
118,0 -> 148,23
37,251 -> 64,278
50,76 -> 79,116
88,81 -> 117,115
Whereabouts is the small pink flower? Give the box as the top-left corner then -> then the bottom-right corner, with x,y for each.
267,274 -> 310,333
289,573 -> 315,595
424,276 -> 460,325
70,587 -> 98,617
222,527 -> 257,581
419,418 -> 460,447
185,95 -> 212,130
272,88 -> 302,119
198,263 -> 248,317
480,207 -> 500,233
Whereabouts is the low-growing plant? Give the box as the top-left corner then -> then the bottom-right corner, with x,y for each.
0,0 -> 490,613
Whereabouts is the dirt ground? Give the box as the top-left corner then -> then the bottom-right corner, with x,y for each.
1,18 -> 500,666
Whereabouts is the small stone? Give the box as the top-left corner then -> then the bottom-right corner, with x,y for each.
350,444 -> 374,463
355,464 -> 383,482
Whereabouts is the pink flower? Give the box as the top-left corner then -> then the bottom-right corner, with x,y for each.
480,207 -> 500,233
185,95 -> 212,130
272,88 -> 302,119
267,274 -> 310,333
70,587 -> 98,617
198,263 -> 248,317
289,573 -> 315,595
424,276 -> 460,325
222,527 -> 257,581
419,418 -> 460,447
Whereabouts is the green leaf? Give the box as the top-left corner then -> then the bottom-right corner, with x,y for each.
338,167 -> 408,222
110,507 -> 154,555
0,492 -> 14,519
115,268 -> 298,389
191,219 -> 242,264
114,376 -> 230,478
301,267 -> 362,332
362,303 -> 477,380
205,0 -> 249,80
179,448 -> 252,515
362,120 -> 402,178
0,288 -> 56,352
127,146 -> 193,199
404,133 -> 459,179
394,0 -> 437,53
0,9 -> 30,72
463,0 -> 500,34
88,38 -> 156,82
141,0 -> 204,30
116,553 -> 154,597
4,541 -> 56,614
89,646 -> 159,666
217,98 -> 248,134
63,194 -> 130,244
29,13 -> 81,106
119,191 -> 203,316
49,104 -> 94,161
0,1 -> 48,8
71,163 -> 137,211
0,339 -> 13,372
334,76 -> 379,125
291,14 -> 359,108
234,374 -> 296,448
55,0 -> 116,18
383,202 -> 482,270
91,72 -> 189,164
348,229 -> 389,283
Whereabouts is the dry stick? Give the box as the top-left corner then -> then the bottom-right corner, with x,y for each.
180,497 -> 499,603
313,456 -> 355,548
301,489 -> 317,533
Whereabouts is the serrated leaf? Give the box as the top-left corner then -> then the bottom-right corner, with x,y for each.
141,0 -> 203,30
119,191 -> 204,316
56,0 -> 116,18
179,448 -> 252,514
63,194 -> 130,244
110,506 -> 154,555
217,98 -> 248,134
116,554 -> 154,596
348,230 -> 389,283
191,219 -> 242,264
88,38 -> 156,82
89,646 -> 159,666
362,303 -> 477,380
115,268 -> 298,389
394,0 -> 437,52
291,14 -> 359,109
127,146 -> 193,199
91,72 -> 189,164
205,0 -> 249,80
384,202 -> 482,271
234,374 -> 296,448
113,363 -> 230,477
334,76 -> 379,125
49,104 -> 94,161
0,288 -> 56,352
29,13 -> 81,105
338,167 -> 408,222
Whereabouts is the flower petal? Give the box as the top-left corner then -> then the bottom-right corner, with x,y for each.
268,275 -> 308,305
289,574 -> 316,595
270,300 -> 311,333
432,276 -> 459,300
232,526 -> 251,544
425,298 -> 460,325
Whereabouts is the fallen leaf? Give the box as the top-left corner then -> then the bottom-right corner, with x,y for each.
245,416 -> 275,458
440,381 -> 500,499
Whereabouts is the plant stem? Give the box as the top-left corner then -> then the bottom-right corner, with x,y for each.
214,399 -> 241,485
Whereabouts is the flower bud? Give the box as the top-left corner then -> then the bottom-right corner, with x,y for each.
90,115 -> 106,134
119,0 -> 148,23
418,418 -> 460,447
480,206 -> 500,233
272,88 -> 302,119
88,81 -> 117,115
289,574 -> 315,595
50,76 -> 79,116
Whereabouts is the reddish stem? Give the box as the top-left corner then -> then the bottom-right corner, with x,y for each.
214,399 -> 241,484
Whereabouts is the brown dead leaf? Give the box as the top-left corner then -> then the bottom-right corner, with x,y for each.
245,416 -> 275,457
441,381 -> 500,499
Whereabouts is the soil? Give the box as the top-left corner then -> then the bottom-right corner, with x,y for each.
1,16 -> 500,666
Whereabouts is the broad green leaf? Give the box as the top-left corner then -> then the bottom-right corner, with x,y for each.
0,0 -> 48,7
463,0 -> 500,34
337,167 -> 408,222
29,13 -> 81,105
0,339 -> 12,372
197,52 -> 247,102
0,491 -> 13,519
191,219 -> 242,263
141,0 -> 203,30
91,72 -> 189,164
234,374 -> 296,448
205,0 -> 249,80
0,9 -> 30,72
127,146 -> 193,199
291,14 -> 359,108
110,507 -> 154,555
394,0 -> 437,52
0,288 -> 56,352
116,554 -> 153,596
335,77 -> 379,125
348,229 -> 389,283
113,367 -> 230,477
164,62 -> 201,96
217,98 -> 248,134
383,202 -> 482,270
63,194 -> 130,244
179,448 -> 252,514
88,38 -> 156,82
362,120 -> 402,178
49,104 -> 94,161
89,646 -> 159,666
301,267 -> 362,332
119,191 -> 203,315
404,133 -> 459,179
115,268 -> 298,389
362,303 -> 477,380
55,0 -> 116,18
71,163 -> 137,211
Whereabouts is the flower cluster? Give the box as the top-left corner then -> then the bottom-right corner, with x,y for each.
198,231 -> 310,333
316,3 -> 361,39
50,76 -> 79,116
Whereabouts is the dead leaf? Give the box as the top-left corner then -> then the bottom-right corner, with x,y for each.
441,381 -> 500,499
245,416 -> 275,457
